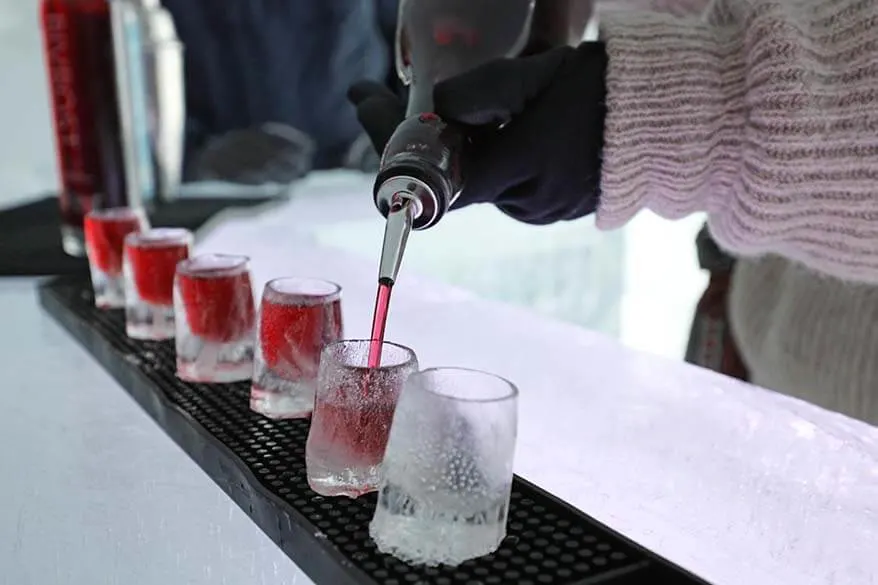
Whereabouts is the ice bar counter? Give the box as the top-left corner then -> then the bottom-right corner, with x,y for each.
4,173 -> 877,585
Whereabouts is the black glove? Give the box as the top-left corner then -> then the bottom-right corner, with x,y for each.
349,42 -> 608,225
187,123 -> 315,185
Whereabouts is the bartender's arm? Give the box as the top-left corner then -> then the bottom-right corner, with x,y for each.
352,0 -> 878,284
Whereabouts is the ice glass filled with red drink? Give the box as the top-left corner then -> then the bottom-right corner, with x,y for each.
84,207 -> 149,308
123,228 -> 193,340
306,340 -> 418,498
173,254 -> 256,383
251,277 -> 343,419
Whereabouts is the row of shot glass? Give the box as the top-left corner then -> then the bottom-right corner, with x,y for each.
83,206 -> 519,567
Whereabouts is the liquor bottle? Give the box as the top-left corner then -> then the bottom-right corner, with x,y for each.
40,0 -> 130,256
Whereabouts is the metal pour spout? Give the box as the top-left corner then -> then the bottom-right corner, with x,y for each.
378,199 -> 416,284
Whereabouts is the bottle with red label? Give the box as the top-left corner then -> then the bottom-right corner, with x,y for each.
40,0 -> 130,256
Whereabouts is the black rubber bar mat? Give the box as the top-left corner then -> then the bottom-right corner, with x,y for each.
38,276 -> 710,585
0,194 -> 276,277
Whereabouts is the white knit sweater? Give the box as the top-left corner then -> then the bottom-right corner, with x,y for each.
595,0 -> 878,424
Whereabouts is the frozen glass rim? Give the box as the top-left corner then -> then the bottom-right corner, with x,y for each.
323,339 -> 417,371
85,206 -> 145,220
265,277 -> 342,305
125,228 -> 193,248
411,367 -> 518,403
176,253 -> 250,278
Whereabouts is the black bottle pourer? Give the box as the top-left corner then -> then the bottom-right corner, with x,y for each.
373,111 -> 465,232
373,109 -> 466,284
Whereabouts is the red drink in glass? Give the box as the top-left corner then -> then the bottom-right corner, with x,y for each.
40,0 -> 129,256
177,273 -> 255,342
251,278 -> 343,419
123,228 -> 192,340
309,398 -> 397,475
306,340 -> 418,498
174,255 -> 256,383
260,299 -> 343,378
83,207 -> 148,308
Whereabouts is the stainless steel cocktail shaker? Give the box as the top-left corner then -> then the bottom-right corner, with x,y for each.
111,0 -> 185,206
142,6 -> 185,203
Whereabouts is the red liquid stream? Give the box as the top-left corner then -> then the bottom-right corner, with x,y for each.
368,281 -> 393,369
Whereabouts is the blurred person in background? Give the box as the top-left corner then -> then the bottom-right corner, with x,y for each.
161,0 -> 591,180
160,0 -> 399,180
351,0 -> 878,426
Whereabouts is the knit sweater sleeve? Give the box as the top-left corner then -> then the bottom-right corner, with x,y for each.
595,0 -> 878,284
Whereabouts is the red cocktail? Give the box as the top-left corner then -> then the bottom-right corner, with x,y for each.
251,278 -> 343,419
174,254 -> 256,383
306,340 -> 418,498
123,228 -> 192,339
83,207 -> 148,308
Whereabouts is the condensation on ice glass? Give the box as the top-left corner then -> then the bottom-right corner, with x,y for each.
39,277 -> 705,585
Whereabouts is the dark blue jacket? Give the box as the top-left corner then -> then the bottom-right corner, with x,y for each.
162,0 -> 399,170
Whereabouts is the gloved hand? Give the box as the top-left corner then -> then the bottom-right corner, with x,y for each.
187,123 -> 315,185
349,42 -> 608,225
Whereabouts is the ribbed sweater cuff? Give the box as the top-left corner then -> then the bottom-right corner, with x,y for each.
595,11 -> 744,229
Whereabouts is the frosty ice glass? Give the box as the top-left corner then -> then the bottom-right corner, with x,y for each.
84,207 -> 149,308
370,368 -> 518,566
123,228 -> 193,340
174,254 -> 256,383
306,340 -> 418,498
250,277 -> 344,419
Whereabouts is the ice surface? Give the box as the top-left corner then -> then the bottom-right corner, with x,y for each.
322,339 -> 416,370
370,482 -> 509,566
89,268 -> 126,310
88,207 -> 145,220
266,277 -> 340,303
197,174 -> 878,585
128,227 -> 192,247
173,287 -> 255,383
124,300 -> 176,341
249,377 -> 315,419
180,253 -> 249,275
414,367 -> 518,402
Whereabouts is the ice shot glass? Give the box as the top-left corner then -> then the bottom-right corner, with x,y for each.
174,254 -> 256,383
305,340 -> 418,498
250,277 -> 344,419
123,228 -> 193,340
84,207 -> 149,308
370,368 -> 519,566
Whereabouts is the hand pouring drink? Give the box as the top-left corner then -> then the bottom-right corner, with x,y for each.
368,0 -> 592,362
363,0 -> 592,563
367,0 -> 539,366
